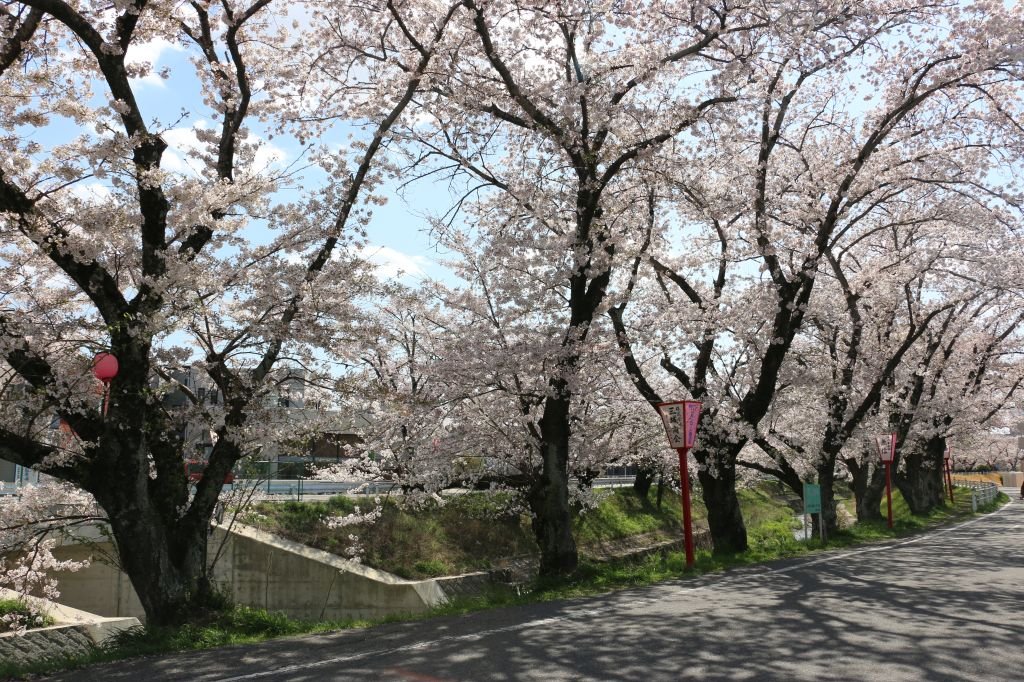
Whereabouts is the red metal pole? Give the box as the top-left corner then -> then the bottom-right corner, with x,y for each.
885,460 -> 894,529
945,460 -> 954,504
676,447 -> 695,569
101,380 -> 110,416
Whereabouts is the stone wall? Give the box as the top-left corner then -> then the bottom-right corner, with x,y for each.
0,588 -> 140,667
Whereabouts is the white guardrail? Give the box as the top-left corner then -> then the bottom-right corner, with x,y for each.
223,475 -> 635,501
951,477 -> 1000,512
1,475 -> 636,500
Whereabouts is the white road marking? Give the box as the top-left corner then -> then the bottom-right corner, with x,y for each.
769,498 -> 1015,574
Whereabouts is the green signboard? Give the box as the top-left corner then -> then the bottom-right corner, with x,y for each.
803,483 -> 822,515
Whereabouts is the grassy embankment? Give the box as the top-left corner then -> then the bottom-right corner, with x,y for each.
238,483 -> 806,578
0,482 -> 1006,680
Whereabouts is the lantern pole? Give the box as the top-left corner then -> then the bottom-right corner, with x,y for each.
675,445 -> 695,569
944,448 -> 954,504
876,433 -> 895,529
884,457 -> 894,529
657,400 -> 702,570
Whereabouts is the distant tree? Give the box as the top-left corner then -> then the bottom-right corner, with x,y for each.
608,1 -> 1024,551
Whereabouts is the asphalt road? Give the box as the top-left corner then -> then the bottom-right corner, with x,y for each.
53,492 -> 1024,682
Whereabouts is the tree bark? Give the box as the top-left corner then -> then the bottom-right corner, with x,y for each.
694,435 -> 748,554
895,437 -> 947,514
529,392 -> 578,576
633,466 -> 656,501
101,499 -> 213,626
847,457 -> 886,522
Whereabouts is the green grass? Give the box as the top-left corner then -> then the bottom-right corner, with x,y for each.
0,598 -> 55,633
574,487 -> 684,545
245,492 -> 538,579
243,484 -> 797,580
247,488 -> 697,579
2,483 -> 1006,680
831,486 -> 1007,545
0,604 -> 376,680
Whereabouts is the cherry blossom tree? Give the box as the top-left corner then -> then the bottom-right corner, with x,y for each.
313,284 -> 484,495
740,194 -> 1024,527
0,481 -> 97,633
392,0 -> 770,575
0,0 -> 460,624
885,298 -> 1024,513
609,1 -> 1024,552
330,267 -> 668,524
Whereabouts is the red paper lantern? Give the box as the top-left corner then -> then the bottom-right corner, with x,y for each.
92,352 -> 119,384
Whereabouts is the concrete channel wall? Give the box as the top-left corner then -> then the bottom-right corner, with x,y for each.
48,524 -> 476,623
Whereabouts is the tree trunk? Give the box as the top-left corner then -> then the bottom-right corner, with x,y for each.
107,512 -> 211,625
93,481 -> 217,626
895,437 -> 946,514
86,382 -> 226,626
528,392 -> 578,577
847,457 -> 886,522
694,437 -> 748,554
633,466 -> 656,502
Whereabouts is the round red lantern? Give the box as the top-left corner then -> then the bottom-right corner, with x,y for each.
92,352 -> 119,384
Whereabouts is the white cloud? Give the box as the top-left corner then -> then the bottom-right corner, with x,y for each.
253,141 -> 287,171
161,122 -> 286,175
161,122 -> 209,175
358,244 -> 433,281
68,181 -> 112,203
279,244 -> 434,284
126,38 -> 183,88
126,38 -> 182,67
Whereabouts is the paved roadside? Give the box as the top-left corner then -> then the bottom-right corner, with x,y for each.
50,497 -> 1024,681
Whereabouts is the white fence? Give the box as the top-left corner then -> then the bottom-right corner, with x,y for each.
951,478 -> 1000,511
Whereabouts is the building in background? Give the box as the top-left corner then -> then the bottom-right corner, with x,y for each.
2,366 -> 368,485
161,366 -> 370,481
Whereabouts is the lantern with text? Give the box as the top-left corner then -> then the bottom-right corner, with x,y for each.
92,352 -> 119,416
875,433 -> 896,529
657,400 -> 702,569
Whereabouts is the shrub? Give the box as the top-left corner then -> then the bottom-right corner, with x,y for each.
0,597 -> 54,633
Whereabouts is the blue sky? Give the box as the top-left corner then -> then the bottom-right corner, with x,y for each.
32,35 -> 455,287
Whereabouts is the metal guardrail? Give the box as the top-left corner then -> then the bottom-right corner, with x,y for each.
224,475 -> 637,501
224,478 -> 397,500
951,477 -> 999,511
1,474 -> 636,502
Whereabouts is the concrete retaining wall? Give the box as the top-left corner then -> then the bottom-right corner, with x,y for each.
49,524 -> 470,623
213,524 -> 448,622
0,588 -> 140,667
1000,471 -> 1023,488
45,539 -> 144,619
